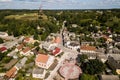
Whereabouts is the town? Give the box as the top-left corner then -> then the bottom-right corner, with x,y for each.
0,9 -> 120,80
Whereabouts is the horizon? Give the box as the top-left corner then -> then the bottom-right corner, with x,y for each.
0,0 -> 120,9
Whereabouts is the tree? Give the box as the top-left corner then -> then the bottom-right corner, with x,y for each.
34,41 -> 39,46
0,38 -> 3,44
97,37 -> 106,43
81,59 -> 105,75
76,54 -> 88,66
80,74 -> 98,80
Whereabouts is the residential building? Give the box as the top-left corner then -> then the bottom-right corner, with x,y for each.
52,47 -> 62,56
99,75 -> 119,80
107,56 -> 120,74
24,37 -> 34,44
41,42 -> 57,51
5,66 -> 18,80
32,67 -> 46,79
65,41 -> 80,51
0,32 -> 8,37
35,54 -> 54,69
20,47 -> 33,56
15,44 -> 24,52
0,46 -> 7,53
15,57 -> 28,69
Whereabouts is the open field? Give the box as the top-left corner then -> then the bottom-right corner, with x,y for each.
5,13 -> 48,20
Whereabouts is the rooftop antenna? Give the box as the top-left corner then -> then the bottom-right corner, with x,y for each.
38,2 -> 43,19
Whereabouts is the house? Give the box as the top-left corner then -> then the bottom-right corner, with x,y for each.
80,45 -> 96,53
54,36 -> 61,44
99,75 -> 119,80
24,37 -> 34,44
20,47 -> 33,56
15,57 -> 28,69
0,46 -> 7,53
0,32 -> 8,37
32,67 -> 46,79
107,56 -> 120,74
5,66 -> 18,80
65,41 -> 80,51
35,54 -> 54,69
52,47 -> 62,56
15,44 -> 24,52
41,42 -> 57,51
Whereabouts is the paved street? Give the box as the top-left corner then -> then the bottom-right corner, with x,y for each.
46,21 -> 80,80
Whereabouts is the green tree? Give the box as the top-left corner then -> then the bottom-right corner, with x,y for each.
80,74 -> 98,80
34,41 -> 39,46
0,38 -> 3,44
76,54 -> 88,64
81,59 -> 105,75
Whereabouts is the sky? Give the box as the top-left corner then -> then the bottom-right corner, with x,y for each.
0,0 -> 120,9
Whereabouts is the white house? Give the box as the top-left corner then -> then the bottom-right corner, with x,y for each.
0,32 -> 8,37
35,54 -> 54,69
65,41 -> 80,51
32,67 -> 46,79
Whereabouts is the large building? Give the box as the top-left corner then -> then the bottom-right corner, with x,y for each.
35,54 -> 54,69
80,45 -> 96,53
59,60 -> 82,80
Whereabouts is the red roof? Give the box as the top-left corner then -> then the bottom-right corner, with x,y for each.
0,47 -> 7,52
5,66 -> 17,78
52,47 -> 61,55
80,45 -> 96,51
22,47 -> 30,53
17,44 -> 24,50
36,54 -> 49,64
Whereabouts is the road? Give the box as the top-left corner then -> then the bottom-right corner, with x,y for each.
45,21 -> 80,80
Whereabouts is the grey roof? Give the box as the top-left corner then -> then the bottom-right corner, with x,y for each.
15,57 -> 28,69
100,75 -> 119,80
108,54 -> 120,61
32,67 -> 44,74
107,56 -> 120,69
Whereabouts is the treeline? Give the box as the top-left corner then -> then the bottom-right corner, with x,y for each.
44,9 -> 120,34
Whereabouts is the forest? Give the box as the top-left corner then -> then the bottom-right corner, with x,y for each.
0,9 -> 120,40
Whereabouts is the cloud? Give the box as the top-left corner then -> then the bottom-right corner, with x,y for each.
0,0 -> 12,2
0,0 -> 120,9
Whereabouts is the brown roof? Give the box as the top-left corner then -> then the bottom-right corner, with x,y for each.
5,66 -> 17,78
36,54 -> 49,64
24,37 -> 30,41
17,44 -> 24,50
80,45 -> 96,51
22,47 -> 30,53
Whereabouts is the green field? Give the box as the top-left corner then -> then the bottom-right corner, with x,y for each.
5,13 -> 38,20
